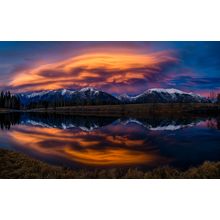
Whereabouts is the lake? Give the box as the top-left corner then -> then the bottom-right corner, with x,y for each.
0,112 -> 220,171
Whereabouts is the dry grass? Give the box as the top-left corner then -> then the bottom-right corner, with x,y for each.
1,149 -> 220,179
0,108 -> 13,113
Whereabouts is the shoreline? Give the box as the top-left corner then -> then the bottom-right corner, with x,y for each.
1,103 -> 220,117
1,149 -> 220,179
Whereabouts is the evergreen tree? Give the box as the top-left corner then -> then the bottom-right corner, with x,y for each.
0,91 -> 21,109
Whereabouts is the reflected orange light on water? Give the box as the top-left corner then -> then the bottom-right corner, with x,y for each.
9,125 -> 167,167
64,147 -> 157,166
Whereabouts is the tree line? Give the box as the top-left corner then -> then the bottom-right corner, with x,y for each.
26,97 -> 120,109
0,91 -> 21,109
27,99 -> 118,109
28,93 -> 220,109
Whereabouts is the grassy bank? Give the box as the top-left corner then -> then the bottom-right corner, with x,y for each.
0,108 -> 18,113
26,103 -> 220,117
1,103 -> 220,117
1,149 -> 220,179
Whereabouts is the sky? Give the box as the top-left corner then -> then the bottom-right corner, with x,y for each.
0,41 -> 220,96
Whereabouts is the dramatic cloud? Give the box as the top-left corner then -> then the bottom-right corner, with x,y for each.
9,49 -> 177,94
168,76 -> 220,96
1,42 -> 220,96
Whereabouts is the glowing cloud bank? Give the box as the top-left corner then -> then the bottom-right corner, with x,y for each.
1,42 -> 220,96
10,49 -> 177,94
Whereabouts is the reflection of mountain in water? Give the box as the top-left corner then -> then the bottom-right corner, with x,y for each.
121,118 -> 200,131
1,113 -> 220,169
0,112 -> 219,131
18,113 -> 219,131
21,113 -> 118,131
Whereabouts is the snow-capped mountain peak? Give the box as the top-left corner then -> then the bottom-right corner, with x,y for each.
118,93 -> 133,102
79,87 -> 100,95
60,89 -> 75,96
18,87 -> 209,107
18,87 -> 120,106
26,90 -> 52,98
119,88 -> 208,103
61,89 -> 67,95
148,88 -> 188,94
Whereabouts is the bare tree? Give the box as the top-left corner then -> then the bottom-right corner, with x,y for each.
217,94 -> 220,103
209,91 -> 217,100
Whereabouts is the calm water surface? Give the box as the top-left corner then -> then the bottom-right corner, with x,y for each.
1,113 -> 220,170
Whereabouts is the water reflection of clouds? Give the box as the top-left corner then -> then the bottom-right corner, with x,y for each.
2,115 -> 220,168
8,124 -> 168,167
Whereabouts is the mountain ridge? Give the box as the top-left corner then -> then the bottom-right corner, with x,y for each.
17,87 -> 210,107
118,88 -> 209,103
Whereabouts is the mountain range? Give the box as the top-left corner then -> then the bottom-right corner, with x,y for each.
18,87 -> 209,107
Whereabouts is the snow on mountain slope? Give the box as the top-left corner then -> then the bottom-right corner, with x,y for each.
117,94 -> 134,102
22,117 -> 198,131
19,87 -> 120,106
122,118 -> 197,131
149,88 -> 189,94
26,90 -> 52,98
18,87 -> 209,106
79,87 -> 100,94
119,88 -> 208,103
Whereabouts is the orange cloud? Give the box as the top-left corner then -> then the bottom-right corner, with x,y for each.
10,49 -> 177,93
